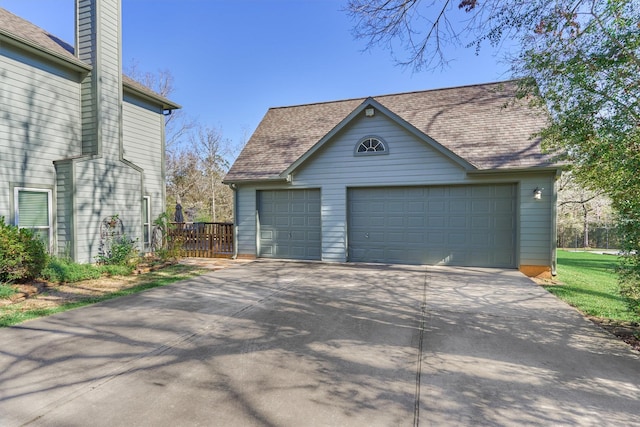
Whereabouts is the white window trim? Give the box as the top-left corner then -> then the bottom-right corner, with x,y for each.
14,187 -> 53,253
354,136 -> 389,156
143,196 -> 151,249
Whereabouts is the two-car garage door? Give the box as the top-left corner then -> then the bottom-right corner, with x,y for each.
348,184 -> 516,268
257,184 -> 516,268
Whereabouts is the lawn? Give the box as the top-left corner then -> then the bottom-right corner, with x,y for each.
0,264 -> 207,328
546,250 -> 640,323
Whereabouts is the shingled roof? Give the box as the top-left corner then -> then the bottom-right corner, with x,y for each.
225,81 -> 557,182
0,7 -> 179,110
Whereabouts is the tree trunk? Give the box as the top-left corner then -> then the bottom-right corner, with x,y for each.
583,205 -> 589,248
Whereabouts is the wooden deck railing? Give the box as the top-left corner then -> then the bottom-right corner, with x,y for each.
169,222 -> 234,258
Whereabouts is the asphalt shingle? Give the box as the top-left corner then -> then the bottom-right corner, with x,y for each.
225,81 -> 557,182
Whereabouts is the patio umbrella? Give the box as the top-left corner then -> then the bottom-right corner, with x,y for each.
174,202 -> 184,223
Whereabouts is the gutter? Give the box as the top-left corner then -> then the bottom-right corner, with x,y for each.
228,183 -> 239,259
466,166 -> 565,176
222,176 -> 288,186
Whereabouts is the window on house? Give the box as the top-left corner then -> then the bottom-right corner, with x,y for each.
14,188 -> 53,253
355,137 -> 387,154
143,196 -> 151,249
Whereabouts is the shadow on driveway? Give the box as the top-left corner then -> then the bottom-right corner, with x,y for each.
0,261 -> 638,426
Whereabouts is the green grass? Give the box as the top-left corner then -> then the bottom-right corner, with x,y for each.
545,250 -> 640,322
0,283 -> 18,299
0,264 -> 206,328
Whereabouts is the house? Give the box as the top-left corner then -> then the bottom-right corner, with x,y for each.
0,0 -> 179,263
224,81 -> 561,277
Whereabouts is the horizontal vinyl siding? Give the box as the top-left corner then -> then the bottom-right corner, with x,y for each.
123,97 -> 164,204
294,114 -> 466,187
294,113 -> 468,262
55,162 -> 74,257
236,187 -> 257,256
236,113 -> 557,267
320,185 -> 347,261
0,49 -> 82,222
519,174 -> 555,266
72,158 -> 143,263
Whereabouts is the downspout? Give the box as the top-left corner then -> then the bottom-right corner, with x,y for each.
229,183 -> 238,259
551,170 -> 561,276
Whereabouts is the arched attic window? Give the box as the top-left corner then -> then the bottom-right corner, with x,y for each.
355,136 -> 388,155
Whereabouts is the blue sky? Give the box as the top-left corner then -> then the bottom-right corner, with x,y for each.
1,0 -> 512,151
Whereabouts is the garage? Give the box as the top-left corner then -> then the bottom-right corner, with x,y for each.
348,184 -> 517,267
257,189 -> 321,260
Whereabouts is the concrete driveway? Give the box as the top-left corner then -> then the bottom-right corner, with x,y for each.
0,261 -> 638,426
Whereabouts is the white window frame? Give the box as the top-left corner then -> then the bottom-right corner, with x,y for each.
354,136 -> 389,155
14,187 -> 53,253
143,196 -> 151,249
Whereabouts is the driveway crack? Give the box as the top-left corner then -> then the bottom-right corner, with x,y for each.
414,266 -> 428,426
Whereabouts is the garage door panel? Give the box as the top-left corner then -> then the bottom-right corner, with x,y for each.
472,199 -> 492,213
449,216 -> 467,227
471,233 -> 491,245
348,184 -> 516,268
428,201 -> 446,212
472,216 -> 491,228
427,216 -> 446,227
258,189 -> 321,260
427,232 -> 445,244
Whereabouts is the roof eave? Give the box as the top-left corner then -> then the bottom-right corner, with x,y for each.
222,176 -> 289,186
123,82 -> 181,110
0,30 -> 91,73
466,165 -> 565,176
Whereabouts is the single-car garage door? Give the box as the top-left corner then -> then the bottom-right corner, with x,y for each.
258,189 -> 321,260
348,184 -> 516,267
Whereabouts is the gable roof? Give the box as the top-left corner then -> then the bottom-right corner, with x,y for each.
225,81 -> 557,183
0,7 -> 180,110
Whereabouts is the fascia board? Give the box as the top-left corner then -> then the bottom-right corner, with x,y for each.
466,166 -> 564,176
0,30 -> 91,73
222,176 -> 288,186
123,82 -> 182,110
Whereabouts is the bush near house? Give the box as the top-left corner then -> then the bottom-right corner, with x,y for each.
0,216 -> 47,283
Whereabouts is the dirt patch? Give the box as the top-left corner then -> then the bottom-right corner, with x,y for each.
0,258 -> 249,312
534,278 -> 640,353
587,317 -> 640,352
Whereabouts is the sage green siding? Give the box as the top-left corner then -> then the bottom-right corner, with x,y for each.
123,94 -> 165,217
0,43 -> 82,239
235,111 -> 557,269
54,161 -> 75,258
1,0 -> 171,263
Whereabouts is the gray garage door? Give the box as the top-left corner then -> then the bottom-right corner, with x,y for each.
258,189 -> 321,260
348,185 -> 516,267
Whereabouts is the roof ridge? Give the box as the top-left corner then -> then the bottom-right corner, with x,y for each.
268,79 -> 519,111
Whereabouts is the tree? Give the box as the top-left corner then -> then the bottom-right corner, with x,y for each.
125,64 -> 237,223
557,172 -> 615,249
347,0 -> 640,309
191,125 -> 234,223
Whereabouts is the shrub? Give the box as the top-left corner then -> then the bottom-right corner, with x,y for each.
41,257 -> 135,284
41,257 -> 102,283
95,235 -> 139,267
0,283 -> 18,299
152,213 -> 183,261
0,216 -> 47,282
